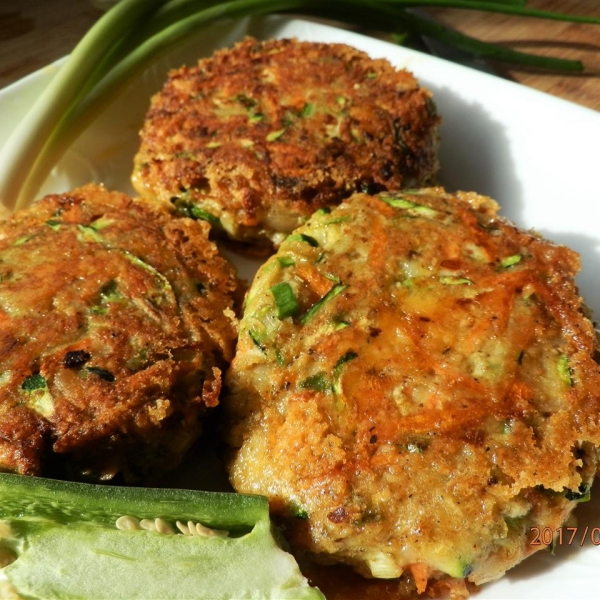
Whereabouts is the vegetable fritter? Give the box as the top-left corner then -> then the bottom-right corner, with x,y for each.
0,184 -> 238,482
224,189 -> 600,595
132,37 -> 440,247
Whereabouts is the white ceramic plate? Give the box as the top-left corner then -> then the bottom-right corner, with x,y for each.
1,15 -> 599,600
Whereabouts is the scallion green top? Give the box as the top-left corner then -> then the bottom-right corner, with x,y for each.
0,0 -> 597,211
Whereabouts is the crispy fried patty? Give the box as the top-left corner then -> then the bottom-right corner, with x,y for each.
132,37 -> 440,247
0,184 -> 238,482
224,189 -> 600,592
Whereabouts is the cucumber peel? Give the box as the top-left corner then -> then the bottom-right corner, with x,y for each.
0,474 -> 324,599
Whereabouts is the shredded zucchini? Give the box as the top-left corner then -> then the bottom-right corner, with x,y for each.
301,283 -> 347,325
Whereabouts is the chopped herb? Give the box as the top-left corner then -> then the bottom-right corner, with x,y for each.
565,483 -> 591,502
290,502 -> 308,519
190,206 -> 221,227
248,113 -> 264,124
77,224 -> 103,242
20,373 -> 53,417
281,113 -> 295,128
13,235 -> 32,246
500,254 -> 522,269
266,128 -> 286,142
174,151 -> 194,159
270,282 -> 299,319
249,330 -> 266,353
350,128 -> 363,143
235,94 -> 257,108
298,373 -> 329,392
300,103 -> 315,118
504,516 -> 522,530
314,207 -> 331,216
301,284 -> 348,325
557,354 -> 573,386
334,351 -> 358,372
90,216 -> 114,230
91,280 -> 123,313
380,194 -> 438,218
275,348 -> 285,366
325,216 -> 353,224
45,219 -> 61,231
126,348 -> 149,371
206,141 -> 221,148
323,272 -> 341,283
21,373 -> 46,392
332,318 -> 350,331
99,280 -> 121,302
277,256 -> 295,268
365,72 -> 378,79
122,251 -> 173,297
333,350 -> 358,394
287,233 -> 319,247
87,367 -> 116,382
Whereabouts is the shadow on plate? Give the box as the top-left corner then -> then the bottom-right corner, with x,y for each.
425,84 -> 524,223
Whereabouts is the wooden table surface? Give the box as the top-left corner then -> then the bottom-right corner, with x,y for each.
0,0 -> 599,111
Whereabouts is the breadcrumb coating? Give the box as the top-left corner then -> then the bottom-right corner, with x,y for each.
0,184 -> 238,481
224,188 -> 600,593
133,37 -> 440,247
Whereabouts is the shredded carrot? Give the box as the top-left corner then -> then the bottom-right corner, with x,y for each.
295,263 -> 335,297
409,562 -> 430,594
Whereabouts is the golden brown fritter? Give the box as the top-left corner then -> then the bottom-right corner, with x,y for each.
224,189 -> 600,594
132,37 -> 440,247
0,184 -> 238,482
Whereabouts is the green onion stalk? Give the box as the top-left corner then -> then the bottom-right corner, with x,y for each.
0,0 -> 598,212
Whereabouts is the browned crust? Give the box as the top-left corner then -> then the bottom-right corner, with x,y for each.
224,189 -> 600,591
0,184 -> 238,481
132,37 -> 440,246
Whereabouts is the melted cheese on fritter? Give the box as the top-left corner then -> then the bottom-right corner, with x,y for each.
225,189 -> 600,590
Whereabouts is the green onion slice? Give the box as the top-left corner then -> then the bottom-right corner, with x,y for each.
500,254 -> 522,268
271,282 -> 300,319
380,194 -> 438,218
333,350 -> 358,394
298,372 -> 330,392
287,233 -> 319,247
0,0 -> 598,211
557,354 -> 574,387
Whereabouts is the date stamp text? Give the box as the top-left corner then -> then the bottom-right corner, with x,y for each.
530,526 -> 600,547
